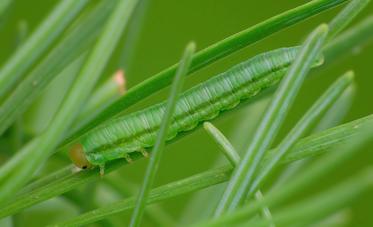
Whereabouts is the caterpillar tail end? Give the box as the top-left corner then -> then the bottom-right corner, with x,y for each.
69,143 -> 93,170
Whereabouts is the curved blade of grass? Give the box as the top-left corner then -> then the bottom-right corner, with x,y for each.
200,123 -> 373,227
203,71 -> 354,225
0,0 -> 139,204
21,17 -> 369,212
324,15 -> 373,61
247,169 -> 373,227
0,0 -> 117,135
51,116 -> 373,227
204,122 -> 275,226
53,165 -> 233,227
130,42 -> 195,227
19,165 -> 74,194
214,24 -> 329,216
0,0 -> 88,100
327,0 -> 370,41
248,72 -> 354,195
203,122 -> 240,165
272,84 -> 355,190
61,0 -> 348,147
0,54 -> 86,184
1,114 -> 372,220
314,84 -> 355,132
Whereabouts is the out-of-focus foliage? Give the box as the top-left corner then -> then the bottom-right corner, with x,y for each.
0,0 -> 372,226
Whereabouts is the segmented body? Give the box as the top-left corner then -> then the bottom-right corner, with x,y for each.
80,47 -> 322,166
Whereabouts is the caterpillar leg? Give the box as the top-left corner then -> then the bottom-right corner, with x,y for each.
139,148 -> 149,158
99,165 -> 105,176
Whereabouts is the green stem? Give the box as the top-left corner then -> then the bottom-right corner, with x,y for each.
248,72 -> 354,195
203,122 -> 240,165
129,42 -> 195,227
247,169 -> 373,227
2,111 -> 372,220
3,113 -> 372,220
61,0 -> 348,147
199,123 -> 373,227
0,0 -> 117,135
0,0 -> 139,205
52,165 -> 232,227
0,0 -> 88,100
105,174 -> 176,227
324,15 -> 373,62
214,24 -> 329,215
271,73 -> 355,191
314,84 -> 355,132
203,122 -> 274,225
327,0 -> 370,41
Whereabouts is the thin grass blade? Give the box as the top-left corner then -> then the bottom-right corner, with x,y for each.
327,0 -> 371,41
314,83 -> 355,132
2,114 -> 373,220
248,71 -> 354,195
324,15 -> 373,61
203,122 -> 240,165
214,24 -> 329,215
0,0 -> 139,204
53,165 -> 232,227
105,174 -> 176,227
203,122 -> 274,225
200,122 -> 373,227
0,0 -> 88,99
0,0 -> 117,135
10,17 -> 366,207
272,84 -> 354,190
129,42 -> 195,227
61,0 -> 348,147
248,168 -> 373,227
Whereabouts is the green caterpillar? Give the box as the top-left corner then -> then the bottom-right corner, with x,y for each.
69,47 -> 323,171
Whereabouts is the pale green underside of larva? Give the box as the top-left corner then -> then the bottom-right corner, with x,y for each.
81,47 -> 323,166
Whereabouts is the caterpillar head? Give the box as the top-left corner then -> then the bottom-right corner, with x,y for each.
69,143 -> 92,169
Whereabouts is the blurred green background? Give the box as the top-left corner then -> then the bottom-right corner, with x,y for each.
0,0 -> 372,226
